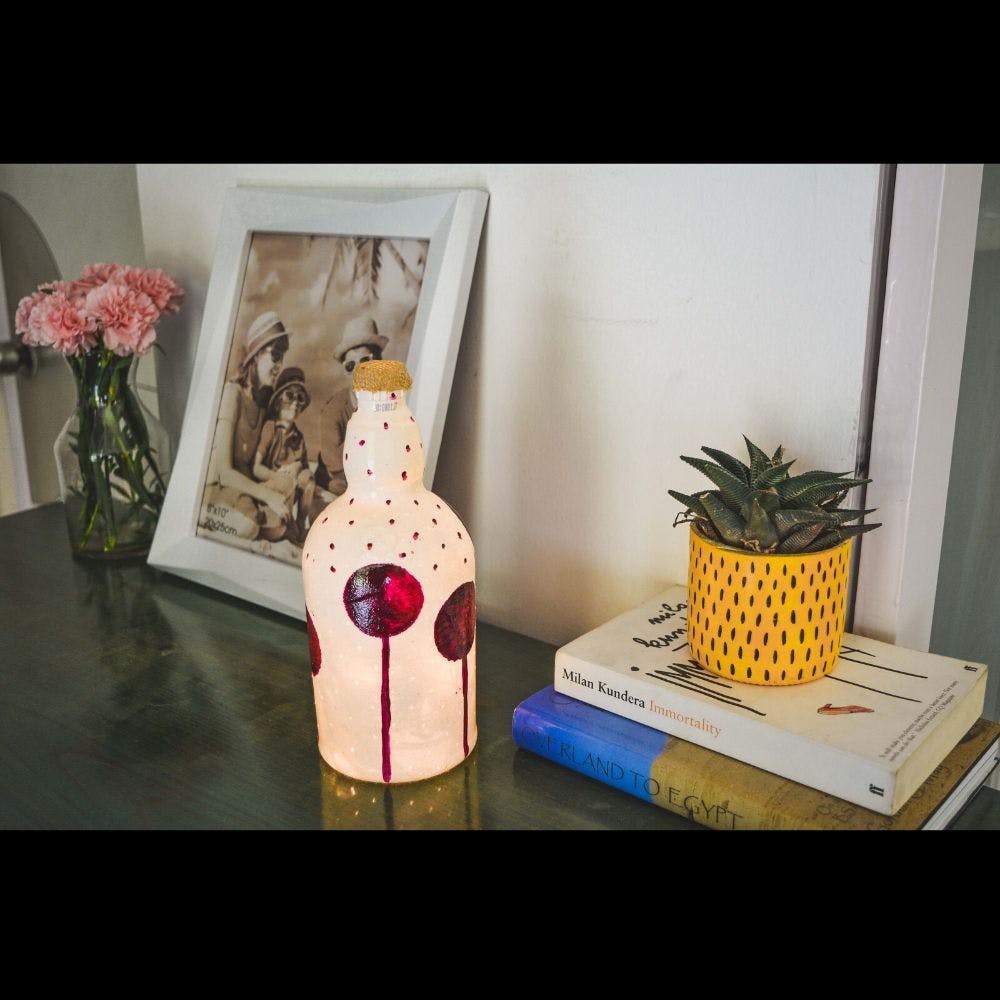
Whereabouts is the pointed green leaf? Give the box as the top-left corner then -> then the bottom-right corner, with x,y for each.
746,497 -> 779,551
668,489 -> 710,519
820,483 -> 871,510
755,460 -> 795,488
742,489 -> 781,524
700,492 -> 749,548
820,491 -> 849,511
743,436 -> 771,481
774,469 -> 851,504
700,447 -> 751,485
773,508 -> 834,538
800,522 -> 883,553
776,522 -> 827,553
826,507 -> 876,526
680,455 -> 751,512
756,489 -> 781,514
789,478 -> 871,508
771,445 -> 785,465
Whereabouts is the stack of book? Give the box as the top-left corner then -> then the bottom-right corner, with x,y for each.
512,585 -> 999,830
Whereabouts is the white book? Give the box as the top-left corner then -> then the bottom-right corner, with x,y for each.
553,585 -> 988,815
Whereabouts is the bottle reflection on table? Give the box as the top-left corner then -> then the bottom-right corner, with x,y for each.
320,751 -> 480,830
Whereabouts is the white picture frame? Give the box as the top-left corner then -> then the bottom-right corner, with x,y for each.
149,185 -> 488,619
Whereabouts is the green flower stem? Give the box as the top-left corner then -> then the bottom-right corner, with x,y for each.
65,346 -> 166,555
71,356 -> 101,547
120,384 -> 167,494
100,400 -> 159,511
95,451 -> 118,552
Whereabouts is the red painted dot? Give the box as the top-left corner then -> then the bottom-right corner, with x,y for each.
436,504 -> 441,509
413,499 -> 419,505
385,499 -> 391,505
345,453 -> 349,461
410,416 -> 415,422
349,498 -> 354,505
389,518 -> 395,525
401,471 -> 408,481
413,532 -> 419,540
464,558 -> 468,564
329,542 -> 335,550
330,566 -> 336,572
384,422 -> 389,430
433,564 -> 438,570
348,520 -> 354,526
432,518 -> 437,525
390,392 -> 397,399
367,469 -> 373,476
367,543 -> 373,550
405,445 -> 411,453
321,516 -> 328,523
457,532 -> 462,539
399,553 -> 406,558
441,543 -> 446,549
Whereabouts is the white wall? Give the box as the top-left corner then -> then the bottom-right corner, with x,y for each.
137,164 -> 880,646
0,164 -> 146,283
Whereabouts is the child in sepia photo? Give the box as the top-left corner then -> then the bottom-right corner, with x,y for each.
253,366 -> 318,545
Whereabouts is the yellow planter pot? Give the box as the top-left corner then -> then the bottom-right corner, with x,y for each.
687,526 -> 853,686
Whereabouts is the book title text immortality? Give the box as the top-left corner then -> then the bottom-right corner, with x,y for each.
562,669 -> 722,739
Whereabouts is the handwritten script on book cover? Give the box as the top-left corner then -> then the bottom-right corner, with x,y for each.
559,596 -> 980,762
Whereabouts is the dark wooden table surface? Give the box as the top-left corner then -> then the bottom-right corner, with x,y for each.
2,503 -> 996,830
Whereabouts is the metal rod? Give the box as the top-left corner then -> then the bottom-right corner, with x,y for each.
0,338 -> 36,376
846,164 -> 896,633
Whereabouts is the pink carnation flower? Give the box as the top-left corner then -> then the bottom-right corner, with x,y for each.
15,290 -> 50,338
75,262 -> 126,291
85,282 -> 161,356
25,290 -> 99,355
65,279 -> 103,303
18,262 -> 183,359
121,266 -> 186,315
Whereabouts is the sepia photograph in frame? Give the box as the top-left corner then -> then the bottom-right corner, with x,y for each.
149,186 -> 489,619
196,231 -> 430,567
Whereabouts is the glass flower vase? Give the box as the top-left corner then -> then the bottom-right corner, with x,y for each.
54,348 -> 171,560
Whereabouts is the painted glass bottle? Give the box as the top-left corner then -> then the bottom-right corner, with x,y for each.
302,360 -> 477,784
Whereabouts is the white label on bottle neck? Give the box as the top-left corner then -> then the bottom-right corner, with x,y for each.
372,401 -> 398,412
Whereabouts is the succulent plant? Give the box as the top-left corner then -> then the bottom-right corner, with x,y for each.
670,435 -> 881,554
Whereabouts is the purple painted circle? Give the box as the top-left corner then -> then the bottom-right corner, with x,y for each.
343,563 -> 424,638
434,581 -> 476,660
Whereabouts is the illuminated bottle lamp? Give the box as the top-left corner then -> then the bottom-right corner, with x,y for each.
302,359 -> 477,783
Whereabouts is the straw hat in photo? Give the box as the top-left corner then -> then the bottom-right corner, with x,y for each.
335,315 -> 388,362
239,311 -> 290,371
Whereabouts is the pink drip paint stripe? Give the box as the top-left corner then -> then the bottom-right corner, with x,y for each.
462,654 -> 469,758
382,636 -> 392,783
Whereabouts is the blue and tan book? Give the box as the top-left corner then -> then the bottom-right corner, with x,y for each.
513,685 -> 1000,830
553,585 -> 988,815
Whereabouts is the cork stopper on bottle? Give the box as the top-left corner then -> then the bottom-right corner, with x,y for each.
353,359 -> 413,393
